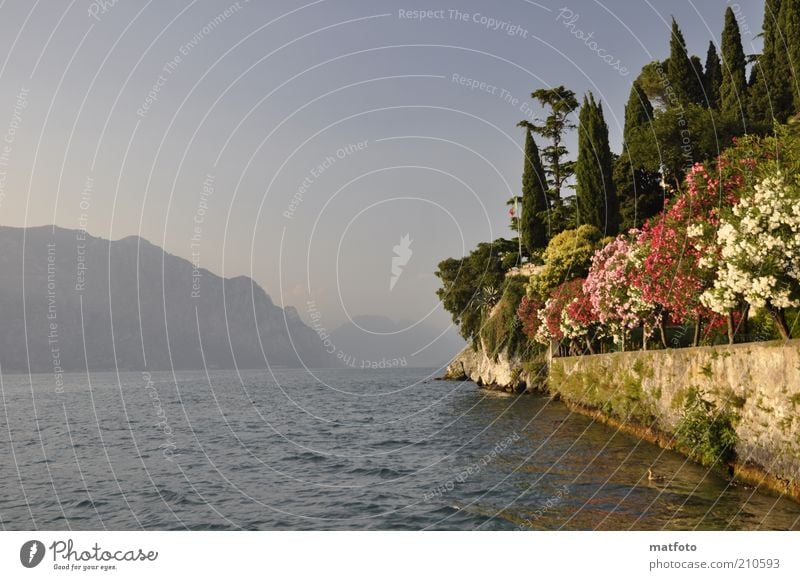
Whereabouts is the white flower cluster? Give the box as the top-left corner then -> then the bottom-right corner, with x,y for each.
702,173 -> 800,313
686,223 -> 705,239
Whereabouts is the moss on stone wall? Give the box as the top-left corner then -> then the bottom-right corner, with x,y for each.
549,352 -> 658,425
548,340 -> 800,501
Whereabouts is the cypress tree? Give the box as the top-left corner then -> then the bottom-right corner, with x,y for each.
704,41 -> 722,109
719,7 -> 748,123
623,81 -> 654,141
749,0 -> 792,123
780,0 -> 800,114
575,94 -> 618,235
616,83 -> 663,231
747,57 -> 770,126
667,18 -> 698,106
689,56 -> 707,105
517,122 -> 549,252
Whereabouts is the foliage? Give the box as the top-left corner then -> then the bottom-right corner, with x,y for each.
745,0 -> 800,123
548,357 -> 656,424
781,0 -> 800,112
623,81 -> 654,142
704,41 -> 722,109
481,276 -> 532,359
527,225 -> 603,302
675,387 -> 738,467
626,102 -> 722,189
517,125 -> 550,251
616,82 -> 664,230
667,18 -> 704,106
635,61 -> 671,109
434,239 -> 517,342
690,55 -> 706,103
749,0 -> 794,125
575,93 -> 619,235
530,85 -> 579,231
614,155 -> 664,231
500,249 -> 521,271
746,307 -> 799,341
719,7 -> 748,125
517,295 -> 542,340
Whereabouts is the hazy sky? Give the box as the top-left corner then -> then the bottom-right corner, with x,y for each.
0,0 -> 764,332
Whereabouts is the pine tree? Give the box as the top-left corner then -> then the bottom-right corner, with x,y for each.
719,7 -> 748,123
530,86 -> 579,234
667,18 -> 699,106
517,122 -> 549,252
749,0 -> 792,124
575,94 -> 618,235
704,41 -> 722,109
616,83 -> 663,231
780,0 -> 800,114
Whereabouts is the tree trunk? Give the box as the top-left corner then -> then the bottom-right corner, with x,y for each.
585,335 -> 595,355
621,331 -> 626,353
642,324 -> 648,351
742,304 -> 750,341
673,176 -> 683,195
727,312 -> 735,345
770,306 -> 791,341
658,319 -> 668,349
692,317 -> 702,347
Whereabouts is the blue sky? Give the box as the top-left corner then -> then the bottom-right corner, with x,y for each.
0,0 -> 765,335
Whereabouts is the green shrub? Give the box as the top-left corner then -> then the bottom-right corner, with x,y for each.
527,225 -> 603,302
675,387 -> 738,467
481,276 -> 533,360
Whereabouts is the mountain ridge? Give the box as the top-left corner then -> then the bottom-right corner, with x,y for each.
0,225 -> 334,372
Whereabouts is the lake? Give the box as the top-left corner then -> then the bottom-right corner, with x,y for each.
1,368 -> 798,530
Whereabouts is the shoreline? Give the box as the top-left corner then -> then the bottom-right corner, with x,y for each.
442,339 -> 800,504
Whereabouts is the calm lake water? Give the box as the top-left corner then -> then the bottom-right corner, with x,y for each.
1,368 -> 798,530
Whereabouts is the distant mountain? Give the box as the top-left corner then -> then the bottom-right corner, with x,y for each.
0,225 -> 335,372
331,314 -> 465,369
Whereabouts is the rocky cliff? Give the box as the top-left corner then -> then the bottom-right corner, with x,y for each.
443,343 -> 546,393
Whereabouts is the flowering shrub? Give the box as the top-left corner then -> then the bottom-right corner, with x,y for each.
633,163 -> 740,331
701,173 -> 800,324
516,296 -> 542,340
522,132 -> 799,353
561,282 -> 597,339
584,234 -> 656,343
533,279 -> 584,345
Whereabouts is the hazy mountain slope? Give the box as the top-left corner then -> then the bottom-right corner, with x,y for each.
0,225 -> 334,372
